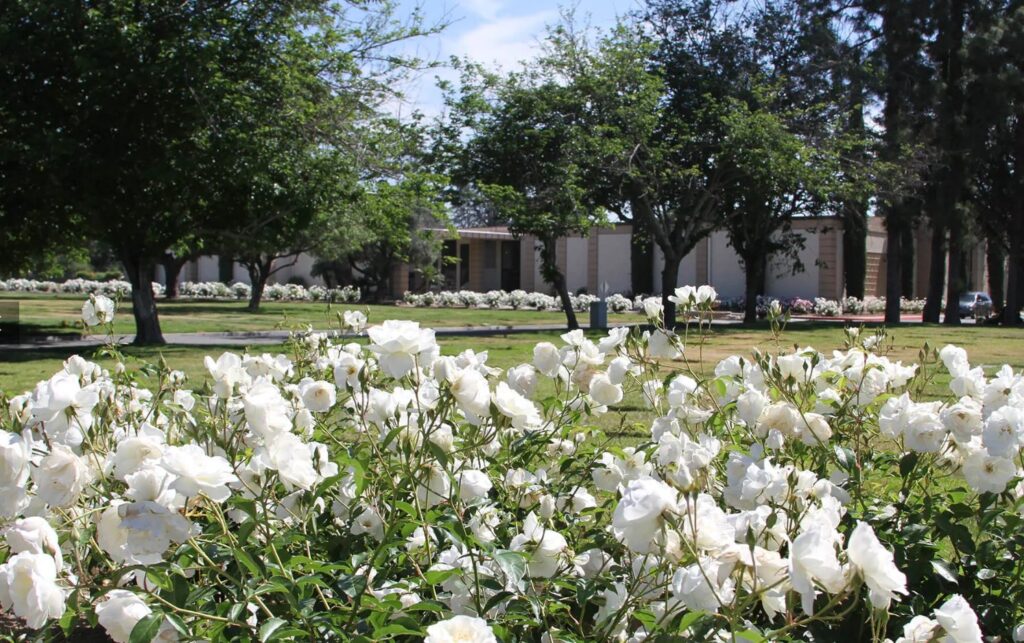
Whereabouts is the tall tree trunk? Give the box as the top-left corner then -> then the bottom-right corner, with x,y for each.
742,255 -> 764,324
900,225 -> 916,297
538,238 -> 578,330
943,217 -> 964,325
841,63 -> 868,299
161,253 -> 187,300
1004,249 -> 1024,325
660,252 -> 682,330
987,240 -> 1005,315
843,204 -> 867,299
884,214 -> 903,323
880,0 -> 920,324
938,0 -> 968,326
121,253 -> 165,345
246,258 -> 273,312
629,208 -> 654,296
923,221 -> 946,322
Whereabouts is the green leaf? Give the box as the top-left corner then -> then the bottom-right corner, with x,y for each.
259,617 -> 287,642
931,560 -> 958,584
899,452 -> 919,478
494,549 -> 528,589
234,549 -> 264,576
164,613 -> 188,636
129,614 -> 164,643
372,623 -> 424,637
59,603 -> 77,637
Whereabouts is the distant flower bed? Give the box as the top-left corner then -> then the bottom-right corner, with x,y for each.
402,289 -> 601,313
0,278 -> 360,303
402,289 -> 933,317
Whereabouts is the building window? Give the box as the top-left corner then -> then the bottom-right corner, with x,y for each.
460,244 -> 470,288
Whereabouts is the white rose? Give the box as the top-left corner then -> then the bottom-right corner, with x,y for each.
642,297 -> 663,319
4,517 -> 62,569
532,342 -> 563,378
300,380 -> 336,413
668,285 -> 697,309
846,521 -> 907,609
933,594 -> 983,643
95,590 -> 153,643
611,477 -> 678,554
242,379 -> 292,438
110,432 -> 166,481
81,294 -> 115,326
506,364 -> 538,397
0,429 -> 31,488
160,444 -> 237,503
607,356 -> 638,386
509,512 -> 568,578
458,469 -> 493,501
0,552 -> 65,629
333,354 -> 364,391
696,285 -> 717,306
425,615 -> 497,643
646,329 -> 681,360
450,369 -> 491,418
589,373 -> 623,406
367,320 -> 438,378
263,432 -> 319,491
351,507 -> 385,541
342,310 -> 367,333
492,382 -> 541,431
962,447 -> 1016,494
672,556 -> 736,613
34,444 -> 93,507
789,523 -> 846,614
118,501 -> 194,563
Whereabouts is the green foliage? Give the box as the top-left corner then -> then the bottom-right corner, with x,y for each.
0,0 -> 444,336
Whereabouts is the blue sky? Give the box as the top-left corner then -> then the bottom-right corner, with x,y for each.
387,0 -> 639,119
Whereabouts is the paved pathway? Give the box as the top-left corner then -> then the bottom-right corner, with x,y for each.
0,314 -> 977,350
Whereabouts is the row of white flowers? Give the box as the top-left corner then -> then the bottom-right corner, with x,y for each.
0,289 -> 1019,640
402,289 -> 602,312
0,278 -> 360,303
402,288 -> 933,317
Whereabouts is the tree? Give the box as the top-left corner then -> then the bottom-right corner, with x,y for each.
557,21 -> 731,328
0,0 -> 441,343
969,1 -> 1024,325
438,62 -> 606,330
319,174 -> 448,302
716,98 -> 840,322
643,1 -> 864,323
313,118 -> 449,302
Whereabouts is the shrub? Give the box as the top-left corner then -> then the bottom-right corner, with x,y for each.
1,295 -> 1019,640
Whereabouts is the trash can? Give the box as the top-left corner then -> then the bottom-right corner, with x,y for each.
589,300 -> 608,330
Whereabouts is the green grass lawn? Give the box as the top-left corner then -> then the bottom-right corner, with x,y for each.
2,316 -> 1022,443
0,292 -> 640,338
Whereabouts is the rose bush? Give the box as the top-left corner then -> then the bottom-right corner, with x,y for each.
0,290 -> 1021,640
0,279 -> 360,304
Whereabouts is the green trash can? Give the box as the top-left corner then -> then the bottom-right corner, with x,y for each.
590,300 -> 608,330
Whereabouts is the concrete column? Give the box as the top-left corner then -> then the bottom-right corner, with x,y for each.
556,236 -> 568,288
817,226 -> 841,300
696,237 -> 710,285
587,232 -> 600,294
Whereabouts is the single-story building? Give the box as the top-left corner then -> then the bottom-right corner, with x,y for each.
166,215 -> 992,301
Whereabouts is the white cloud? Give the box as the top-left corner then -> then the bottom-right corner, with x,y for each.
460,0 -> 504,21
449,10 -> 559,71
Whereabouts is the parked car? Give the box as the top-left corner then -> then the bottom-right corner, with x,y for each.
958,291 -> 993,319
